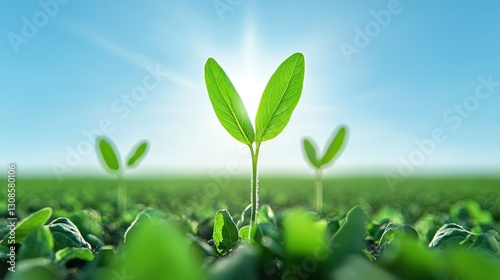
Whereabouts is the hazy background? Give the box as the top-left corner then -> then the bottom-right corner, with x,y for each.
1,0 -> 499,179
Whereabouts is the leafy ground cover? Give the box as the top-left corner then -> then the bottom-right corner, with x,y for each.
1,176 -> 499,279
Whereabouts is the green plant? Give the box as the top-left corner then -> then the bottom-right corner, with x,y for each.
96,136 -> 149,213
302,126 -> 347,213
204,52 -> 305,237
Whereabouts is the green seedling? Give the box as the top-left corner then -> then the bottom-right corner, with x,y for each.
96,136 -> 149,213
205,52 -> 305,237
302,126 -> 347,213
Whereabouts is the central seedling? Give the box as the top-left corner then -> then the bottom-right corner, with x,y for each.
204,53 -> 305,237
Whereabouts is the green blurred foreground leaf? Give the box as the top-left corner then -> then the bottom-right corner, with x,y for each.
117,217 -> 204,280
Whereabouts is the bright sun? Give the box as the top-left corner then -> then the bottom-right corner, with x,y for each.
230,71 -> 266,122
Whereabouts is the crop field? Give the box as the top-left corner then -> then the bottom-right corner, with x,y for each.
1,176 -> 500,279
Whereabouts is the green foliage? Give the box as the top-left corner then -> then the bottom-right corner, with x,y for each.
379,223 -> 420,247
303,126 -> 347,170
469,232 -> 500,255
96,136 -> 149,173
255,52 -> 305,142
55,247 -> 94,265
303,139 -> 320,168
283,209 -> 328,257
204,58 -> 255,145
414,214 -> 444,243
302,126 -> 348,213
124,209 -> 166,244
18,226 -> 54,260
48,218 -> 91,251
1,207 -> 52,245
127,140 -> 149,167
5,258 -> 60,280
117,219 -> 204,280
429,223 -> 475,250
3,178 -> 500,279
330,206 -> 366,263
320,126 -> 347,166
69,209 -> 104,240
204,53 -> 306,234
208,245 -> 258,280
96,137 -> 120,172
213,209 -> 239,254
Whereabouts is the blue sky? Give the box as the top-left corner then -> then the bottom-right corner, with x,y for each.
1,0 -> 499,179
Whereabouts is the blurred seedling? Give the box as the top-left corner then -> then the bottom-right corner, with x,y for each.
302,126 -> 348,213
96,136 -> 148,213
204,52 -> 305,238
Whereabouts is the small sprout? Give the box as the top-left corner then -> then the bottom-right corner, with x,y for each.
205,53 -> 305,238
96,137 -> 149,213
302,126 -> 348,213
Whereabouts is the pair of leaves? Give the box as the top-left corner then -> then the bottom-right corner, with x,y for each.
303,126 -> 347,169
204,52 -> 305,146
97,137 -> 148,173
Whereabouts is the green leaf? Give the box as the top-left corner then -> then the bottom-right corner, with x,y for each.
204,58 -> 255,145
320,126 -> 347,166
69,209 -> 104,240
213,209 -> 239,254
238,225 -> 256,242
283,209 -> 327,257
96,136 -> 120,172
257,204 -> 277,225
303,138 -> 320,169
5,258 -> 60,280
429,223 -> 475,250
48,218 -> 91,251
333,255 -> 397,280
55,247 -> 94,265
379,223 -> 420,246
1,207 -> 52,245
119,220 -> 203,280
127,141 -> 149,167
468,232 -> 500,255
18,226 -> 54,260
255,52 -> 305,142
208,245 -> 258,280
330,206 -> 366,264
